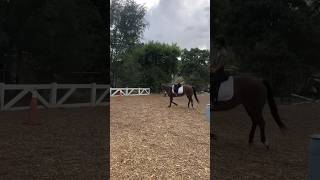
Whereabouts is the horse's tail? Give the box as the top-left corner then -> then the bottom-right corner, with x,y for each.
192,86 -> 199,103
262,80 -> 287,132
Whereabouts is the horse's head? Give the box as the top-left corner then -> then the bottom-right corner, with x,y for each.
160,84 -> 169,92
160,84 -> 165,91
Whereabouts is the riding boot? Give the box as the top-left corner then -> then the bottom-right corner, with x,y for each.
212,82 -> 220,105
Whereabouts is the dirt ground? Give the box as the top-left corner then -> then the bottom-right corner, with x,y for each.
111,94 -> 320,179
1,94 -> 318,179
213,103 -> 320,180
0,107 -> 108,179
110,94 -> 210,179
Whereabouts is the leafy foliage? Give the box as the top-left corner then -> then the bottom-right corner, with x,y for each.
119,42 -> 180,92
110,0 -> 148,87
110,0 -> 210,91
214,0 -> 320,95
0,0 -> 107,83
179,48 -> 210,90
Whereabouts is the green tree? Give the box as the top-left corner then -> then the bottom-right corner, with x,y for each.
1,0 -> 107,83
110,0 -> 148,87
214,0 -> 320,95
179,48 -> 209,90
117,47 -> 143,87
119,42 -> 180,92
139,42 -> 180,91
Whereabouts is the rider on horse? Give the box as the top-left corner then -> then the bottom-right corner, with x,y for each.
210,36 -> 228,140
174,82 -> 182,96
212,36 -> 228,104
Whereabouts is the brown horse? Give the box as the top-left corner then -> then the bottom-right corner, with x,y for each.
213,75 -> 287,148
161,84 -> 199,108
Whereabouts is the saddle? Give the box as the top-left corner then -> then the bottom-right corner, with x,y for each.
217,76 -> 234,102
172,85 -> 184,94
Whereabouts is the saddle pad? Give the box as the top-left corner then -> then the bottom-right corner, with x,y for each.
218,76 -> 234,101
172,85 -> 184,94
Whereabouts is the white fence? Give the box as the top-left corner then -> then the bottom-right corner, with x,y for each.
0,83 -> 109,111
110,88 -> 150,96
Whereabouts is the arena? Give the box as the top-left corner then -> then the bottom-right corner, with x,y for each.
1,93 -> 319,179
110,94 -> 210,179
0,107 -> 108,179
213,102 -> 320,179
111,94 -> 320,179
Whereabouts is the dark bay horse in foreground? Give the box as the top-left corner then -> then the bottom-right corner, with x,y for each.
161,85 -> 199,108
213,75 -> 287,148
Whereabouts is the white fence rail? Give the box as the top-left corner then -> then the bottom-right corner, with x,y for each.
110,88 -> 150,96
0,83 -> 109,111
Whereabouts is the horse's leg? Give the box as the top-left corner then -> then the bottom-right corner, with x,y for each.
172,99 -> 178,106
243,104 -> 258,145
258,116 -> 269,149
170,96 -> 178,106
190,97 -> 194,108
168,97 -> 172,107
188,97 -> 190,108
249,122 -> 258,145
245,104 -> 269,148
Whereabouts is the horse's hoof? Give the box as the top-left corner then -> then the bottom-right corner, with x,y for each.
264,142 -> 270,149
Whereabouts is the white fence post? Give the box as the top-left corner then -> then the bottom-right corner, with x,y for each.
110,87 -> 150,96
0,83 -> 4,111
91,83 -> 96,106
0,83 -> 109,111
32,88 -> 37,98
50,82 -> 57,108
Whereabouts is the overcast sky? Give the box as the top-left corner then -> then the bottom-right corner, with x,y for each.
134,0 -> 210,50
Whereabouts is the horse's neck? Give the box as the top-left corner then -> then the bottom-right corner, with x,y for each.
166,87 -> 173,94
